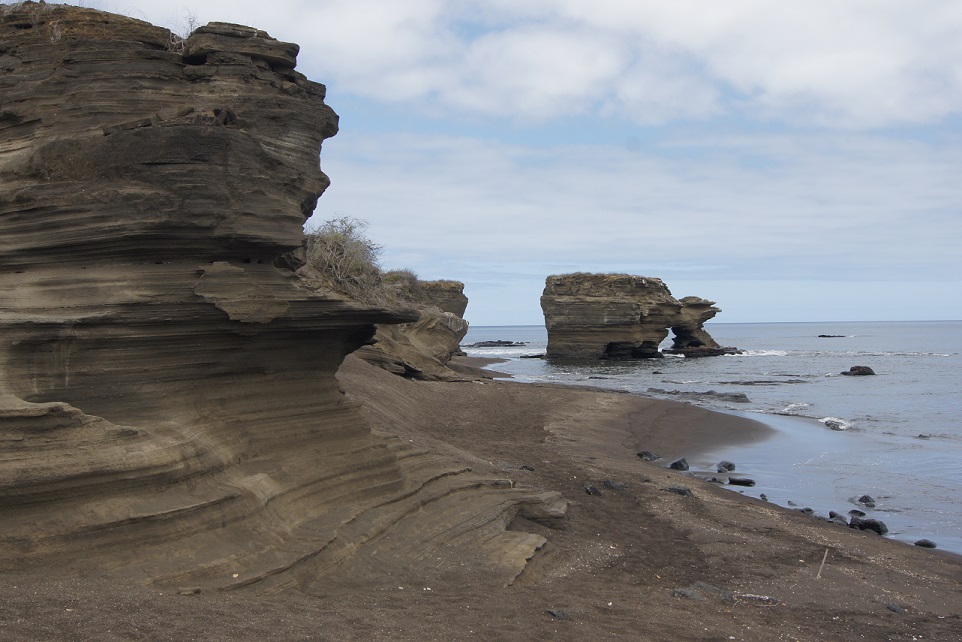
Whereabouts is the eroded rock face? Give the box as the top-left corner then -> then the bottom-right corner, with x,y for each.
0,3 -> 562,590
357,280 -> 470,380
541,274 -> 733,359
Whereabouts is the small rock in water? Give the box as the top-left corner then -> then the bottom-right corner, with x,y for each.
668,458 -> 689,471
603,480 -> 628,490
664,485 -> 694,497
916,433 -> 931,439
857,494 -> 876,508
823,419 -> 845,431
849,509 -> 866,517
840,365 -> 876,376
716,460 -> 736,472
636,450 -> 661,461
914,539 -> 937,549
728,477 -> 756,487
583,484 -> 603,496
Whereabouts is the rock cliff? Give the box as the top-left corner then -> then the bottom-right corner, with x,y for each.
540,274 -> 736,359
356,279 -> 471,380
357,281 -> 473,381
0,3 -> 563,591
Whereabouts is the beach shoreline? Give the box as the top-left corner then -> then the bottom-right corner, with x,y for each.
2,355 -> 960,641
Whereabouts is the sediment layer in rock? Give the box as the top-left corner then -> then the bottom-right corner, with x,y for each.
541,273 -> 736,359
0,3 -> 563,591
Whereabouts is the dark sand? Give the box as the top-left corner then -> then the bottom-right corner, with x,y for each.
2,356 -> 960,641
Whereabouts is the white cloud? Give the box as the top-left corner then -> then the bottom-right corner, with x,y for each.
312,128 -> 962,285
102,0 -> 962,126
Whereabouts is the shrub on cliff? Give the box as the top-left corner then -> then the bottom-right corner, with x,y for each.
383,268 -> 422,300
305,217 -> 386,304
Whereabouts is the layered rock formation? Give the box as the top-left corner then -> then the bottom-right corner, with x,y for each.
540,274 -> 736,359
356,279 -> 470,380
0,3 -> 563,591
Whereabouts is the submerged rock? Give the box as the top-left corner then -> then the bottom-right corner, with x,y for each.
841,365 -> 876,376
717,461 -> 736,473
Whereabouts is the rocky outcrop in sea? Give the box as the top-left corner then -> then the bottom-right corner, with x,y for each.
540,273 -> 738,359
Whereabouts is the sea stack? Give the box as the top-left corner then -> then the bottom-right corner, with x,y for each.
540,273 -> 737,359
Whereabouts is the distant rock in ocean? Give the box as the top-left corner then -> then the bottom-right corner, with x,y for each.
539,273 -> 739,359
841,365 -> 876,376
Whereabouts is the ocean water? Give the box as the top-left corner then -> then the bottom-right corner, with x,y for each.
461,321 -> 962,555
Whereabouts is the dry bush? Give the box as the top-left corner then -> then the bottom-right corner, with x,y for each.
304,217 -> 387,305
382,268 -> 422,300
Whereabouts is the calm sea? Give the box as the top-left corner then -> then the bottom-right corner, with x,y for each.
461,321 -> 962,555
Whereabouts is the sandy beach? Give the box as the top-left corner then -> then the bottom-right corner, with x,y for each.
3,355 -> 960,641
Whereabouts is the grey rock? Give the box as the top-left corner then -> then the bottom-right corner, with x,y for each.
850,516 -> 889,535
668,458 -> 689,471
664,486 -> 694,497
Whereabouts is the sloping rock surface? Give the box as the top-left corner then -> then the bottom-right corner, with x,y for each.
541,274 -> 734,359
0,3 -> 562,591
357,280 -> 471,381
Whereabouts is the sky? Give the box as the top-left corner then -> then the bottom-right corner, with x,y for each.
50,1 -> 962,324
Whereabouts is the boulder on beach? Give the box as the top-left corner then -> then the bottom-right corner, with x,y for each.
669,458 -> 690,471
850,516 -> 889,535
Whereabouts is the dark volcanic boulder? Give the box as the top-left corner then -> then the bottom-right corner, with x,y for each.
841,366 -> 876,376
669,458 -> 690,471
850,516 -> 889,535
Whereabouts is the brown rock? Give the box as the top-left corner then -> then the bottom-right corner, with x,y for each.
0,3 -> 563,591
540,273 -> 734,359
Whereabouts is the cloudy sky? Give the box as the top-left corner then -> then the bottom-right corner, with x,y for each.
71,1 -> 962,324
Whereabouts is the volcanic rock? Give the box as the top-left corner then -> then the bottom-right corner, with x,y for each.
841,366 -> 876,376
0,3 -> 564,591
540,273 -> 736,359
